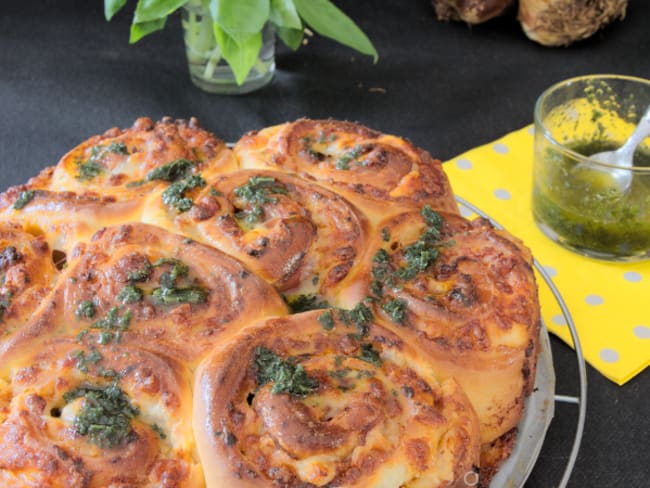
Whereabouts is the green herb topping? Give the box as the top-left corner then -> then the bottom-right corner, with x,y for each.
13,190 -> 35,210
117,285 -> 143,304
382,298 -> 407,324
82,306 -> 132,345
151,423 -> 167,440
381,227 -> 391,242
76,142 -> 129,182
63,382 -> 139,449
151,258 -> 207,305
358,343 -> 382,367
0,292 -> 13,323
151,287 -> 206,305
335,145 -> 363,170
106,142 -> 129,155
338,302 -> 373,338
233,176 -> 288,224
286,294 -> 330,314
370,206 -> 445,297
162,174 -> 206,213
76,300 -> 96,320
254,346 -> 319,397
126,259 -> 152,283
77,160 -> 104,181
71,347 -> 103,373
317,309 -> 335,330
145,159 -> 194,182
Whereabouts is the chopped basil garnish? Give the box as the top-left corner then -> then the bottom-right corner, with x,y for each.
254,346 -> 319,397
13,190 -> 35,210
76,300 -> 96,320
117,285 -> 143,304
233,176 -> 288,224
382,298 -> 407,324
317,309 -> 335,330
162,174 -> 206,213
145,159 -> 194,182
64,382 -> 139,449
286,294 -> 330,314
151,258 -> 207,305
358,343 -> 382,367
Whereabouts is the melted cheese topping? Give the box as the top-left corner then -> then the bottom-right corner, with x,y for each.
194,312 -> 481,487
234,118 -> 460,223
0,117 -> 541,486
142,169 -> 368,296
330,209 -> 540,444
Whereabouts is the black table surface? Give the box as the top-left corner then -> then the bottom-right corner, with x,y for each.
1,1 -> 649,486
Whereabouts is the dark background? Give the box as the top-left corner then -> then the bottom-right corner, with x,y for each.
1,1 -> 649,486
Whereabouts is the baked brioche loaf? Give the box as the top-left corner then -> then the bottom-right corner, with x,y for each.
0,117 -> 540,487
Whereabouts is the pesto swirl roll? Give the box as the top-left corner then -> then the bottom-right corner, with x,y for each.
0,223 -> 287,365
330,207 -> 541,445
0,338 -> 203,487
142,169 -> 368,297
193,311 -> 481,488
32,116 -> 236,200
234,119 -> 459,222
0,118 -> 237,253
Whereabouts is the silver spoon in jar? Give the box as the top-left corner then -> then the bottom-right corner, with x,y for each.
579,104 -> 650,193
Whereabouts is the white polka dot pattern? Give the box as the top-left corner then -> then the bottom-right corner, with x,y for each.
443,125 -> 650,384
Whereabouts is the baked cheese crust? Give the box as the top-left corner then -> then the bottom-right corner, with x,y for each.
0,117 -> 540,487
194,311 -> 481,488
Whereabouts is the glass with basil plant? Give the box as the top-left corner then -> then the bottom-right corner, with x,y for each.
104,0 -> 378,94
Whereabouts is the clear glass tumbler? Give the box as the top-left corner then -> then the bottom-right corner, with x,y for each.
181,1 -> 275,95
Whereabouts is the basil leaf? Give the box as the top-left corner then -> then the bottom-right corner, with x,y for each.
133,0 -> 187,23
276,26 -> 303,50
213,23 -> 263,85
130,17 -> 168,43
293,0 -> 377,62
270,0 -> 301,30
210,0 -> 270,44
104,0 -> 128,21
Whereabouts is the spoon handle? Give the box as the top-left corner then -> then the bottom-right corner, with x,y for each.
617,104 -> 650,162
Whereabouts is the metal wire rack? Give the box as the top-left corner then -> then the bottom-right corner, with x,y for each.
455,195 -> 587,488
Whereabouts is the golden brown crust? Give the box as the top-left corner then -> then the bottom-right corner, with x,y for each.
43,116 -> 236,198
0,223 -> 288,367
193,311 -> 481,487
0,117 -> 541,486
0,117 -> 237,252
330,209 -> 540,443
143,168 -> 369,296
478,427 -> 518,487
234,118 -> 459,223
0,338 -> 202,487
0,222 -> 59,339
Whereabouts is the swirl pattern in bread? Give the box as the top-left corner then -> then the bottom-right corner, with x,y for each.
0,117 -> 541,487
194,311 -> 480,488
234,119 -> 460,221
143,168 -> 369,296
0,338 -> 202,487
330,207 -> 540,444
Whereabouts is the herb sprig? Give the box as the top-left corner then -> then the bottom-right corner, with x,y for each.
104,0 -> 377,85
234,176 -> 288,224
64,382 -> 140,449
254,346 -> 319,397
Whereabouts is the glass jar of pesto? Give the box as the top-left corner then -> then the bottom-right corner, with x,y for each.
532,75 -> 650,261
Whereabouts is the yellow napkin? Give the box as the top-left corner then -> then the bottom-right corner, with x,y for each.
444,126 -> 649,385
